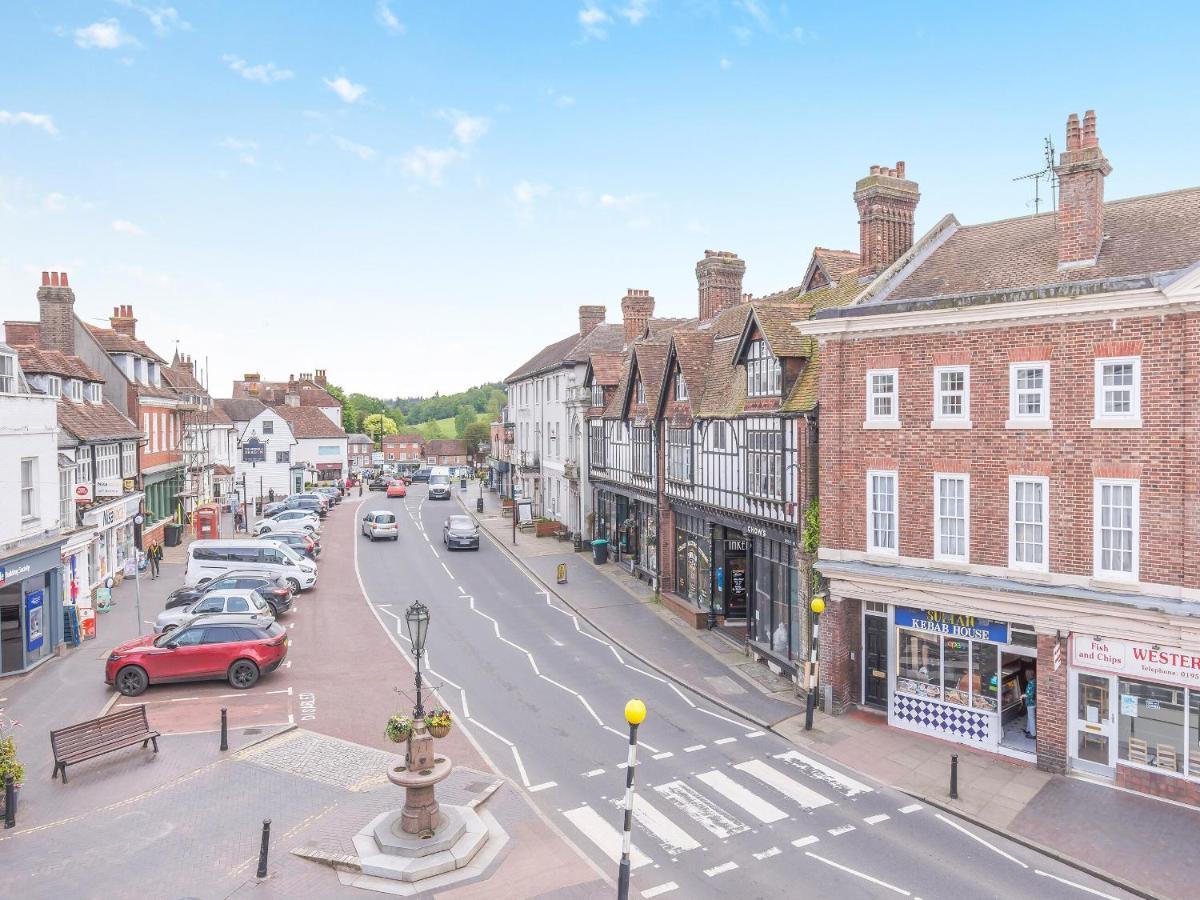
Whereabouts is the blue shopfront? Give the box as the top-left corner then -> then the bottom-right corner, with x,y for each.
0,537 -> 66,675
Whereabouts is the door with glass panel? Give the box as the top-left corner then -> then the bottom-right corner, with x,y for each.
1070,670 -> 1116,775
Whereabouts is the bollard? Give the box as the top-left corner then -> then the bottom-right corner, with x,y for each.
476,497 -> 484,513
950,753 -> 959,800
617,700 -> 647,900
804,690 -> 816,731
256,818 -> 271,878
4,775 -> 14,829
220,707 -> 229,752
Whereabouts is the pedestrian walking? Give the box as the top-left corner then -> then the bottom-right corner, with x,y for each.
235,507 -> 245,533
1024,675 -> 1037,739
148,541 -> 162,579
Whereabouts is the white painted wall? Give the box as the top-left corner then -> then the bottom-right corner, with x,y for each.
290,435 -> 348,481
0,391 -> 61,543
231,408 -> 297,504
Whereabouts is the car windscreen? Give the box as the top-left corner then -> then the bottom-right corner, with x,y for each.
449,516 -> 473,529
374,513 -> 397,523
430,476 -> 450,485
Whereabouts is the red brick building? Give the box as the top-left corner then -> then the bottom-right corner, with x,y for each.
424,439 -> 468,466
382,433 -> 423,463
802,112 -> 1200,805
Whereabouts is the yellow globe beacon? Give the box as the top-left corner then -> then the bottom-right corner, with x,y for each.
810,596 -> 826,615
625,698 -> 647,726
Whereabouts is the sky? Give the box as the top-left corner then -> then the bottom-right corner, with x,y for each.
3,1 -> 1199,399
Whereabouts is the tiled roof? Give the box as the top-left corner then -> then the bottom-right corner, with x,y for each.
84,325 -> 167,363
181,404 -> 233,426
213,464 -> 234,476
749,302 -> 815,357
231,379 -> 340,409
505,332 -> 582,383
13,345 -> 103,382
426,439 -> 468,455
272,404 -> 347,439
508,318 -> 693,383
813,247 -> 862,280
588,351 -> 628,387
57,397 -> 141,442
384,432 -> 425,444
633,339 -> 669,414
884,186 -> 1200,303
161,364 -> 206,395
667,329 -> 715,417
348,433 -> 374,445
215,397 -> 268,423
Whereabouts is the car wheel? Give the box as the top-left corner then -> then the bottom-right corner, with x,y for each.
393,535 -> 399,541
228,659 -> 260,690
116,665 -> 149,697
286,578 -> 301,594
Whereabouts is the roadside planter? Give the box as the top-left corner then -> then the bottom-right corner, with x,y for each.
424,708 -> 452,739
384,714 -> 414,744
534,519 -> 559,538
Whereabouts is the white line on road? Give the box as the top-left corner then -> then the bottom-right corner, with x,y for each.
603,724 -> 661,754
791,835 -> 819,848
654,780 -> 749,840
457,585 -> 464,594
864,814 -> 891,825
696,770 -> 788,823
774,749 -> 874,797
641,883 -> 678,898
698,707 -> 756,732
734,759 -> 832,811
562,805 -> 651,869
584,768 -> 605,778
714,737 -> 737,745
440,562 -> 454,579
609,795 -> 700,856
804,852 -> 911,896
683,744 -> 705,753
529,782 -> 557,793
652,752 -> 674,760
704,862 -> 738,877
898,803 -> 922,814
745,730 -> 766,738
753,846 -> 782,860
1033,870 -> 1120,899
935,813 -> 1028,868
827,825 -> 856,836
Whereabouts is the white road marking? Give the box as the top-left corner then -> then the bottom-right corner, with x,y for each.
935,813 -> 1028,868
734,759 -> 832,811
654,780 -> 749,840
827,825 -> 856,836
430,546 -> 438,557
774,749 -> 874,797
898,803 -> 922,814
652,752 -> 674,760
584,768 -> 606,778
562,805 -> 651,869
641,883 -> 678,898
704,862 -> 738,877
697,707 -> 755,731
609,795 -> 700,856
791,835 -> 819,848
745,730 -> 766,738
696,770 -> 787,823
864,813 -> 890,825
457,585 -> 464,594
529,782 -> 557,793
683,744 -> 705,753
805,852 -> 911,896
440,562 -> 454,579
713,737 -> 737,745
1034,870 -> 1120,899
753,846 -> 782,860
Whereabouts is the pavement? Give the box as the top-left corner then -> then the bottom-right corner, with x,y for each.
465,483 -> 1198,900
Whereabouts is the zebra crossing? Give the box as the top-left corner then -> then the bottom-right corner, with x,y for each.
560,747 -> 905,889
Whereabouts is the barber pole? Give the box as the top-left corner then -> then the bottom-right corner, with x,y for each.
617,699 -> 647,900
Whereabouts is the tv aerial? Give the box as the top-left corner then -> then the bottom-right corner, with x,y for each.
1013,136 -> 1057,214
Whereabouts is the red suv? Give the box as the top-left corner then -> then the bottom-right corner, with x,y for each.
106,614 -> 288,696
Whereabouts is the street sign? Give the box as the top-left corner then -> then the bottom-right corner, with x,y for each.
74,482 -> 93,502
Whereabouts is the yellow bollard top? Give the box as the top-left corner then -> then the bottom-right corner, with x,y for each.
810,596 -> 826,615
625,698 -> 647,726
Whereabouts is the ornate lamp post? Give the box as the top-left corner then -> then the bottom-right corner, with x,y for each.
404,599 -> 430,718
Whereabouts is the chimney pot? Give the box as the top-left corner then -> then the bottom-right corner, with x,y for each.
621,290 -> 656,345
855,161 -> 920,275
41,271 -> 50,286
50,272 -> 59,287
896,161 -> 906,178
870,165 -> 880,175
60,272 -> 68,286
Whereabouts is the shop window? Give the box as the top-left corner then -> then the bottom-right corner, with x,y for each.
1008,363 -> 1050,427
971,642 -> 999,712
933,366 -> 970,426
865,369 -> 899,427
1118,679 -> 1186,775
942,639 -> 972,706
896,630 -> 941,699
1190,694 -> 1200,779
867,471 -> 897,555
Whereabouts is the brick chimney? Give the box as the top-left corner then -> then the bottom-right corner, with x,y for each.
1054,110 -> 1111,269
243,372 -> 260,382
110,304 -> 137,337
180,354 -> 194,375
854,161 -> 920,275
696,251 -> 746,321
314,368 -> 327,387
36,271 -> 76,354
621,290 -> 655,344
578,305 -> 606,337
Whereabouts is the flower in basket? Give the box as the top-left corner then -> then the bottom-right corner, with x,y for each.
384,714 -> 414,743
423,708 -> 453,737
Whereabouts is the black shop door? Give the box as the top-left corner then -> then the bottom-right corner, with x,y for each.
864,614 -> 888,708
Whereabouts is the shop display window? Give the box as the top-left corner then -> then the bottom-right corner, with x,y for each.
896,627 -> 1001,712
896,630 -> 941,699
971,643 -> 999,712
1118,679 -> 1186,775
1190,694 -> 1200,779
942,639 -> 972,706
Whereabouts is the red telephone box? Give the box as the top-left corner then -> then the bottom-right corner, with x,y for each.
194,504 -> 220,540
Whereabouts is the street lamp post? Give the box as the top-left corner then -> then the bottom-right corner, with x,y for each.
404,599 -> 430,719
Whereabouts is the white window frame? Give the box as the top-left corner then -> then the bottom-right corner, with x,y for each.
150,412 -> 159,452
1093,478 -> 1139,582
932,365 -> 971,428
674,371 -> 688,401
746,339 -> 781,397
635,378 -> 646,405
1092,357 -> 1142,428
121,441 -> 137,477
866,470 -> 898,556
591,384 -> 604,407
1007,362 -> 1050,429
1008,476 -> 1049,573
59,465 -> 74,529
76,446 -> 92,486
632,426 -> 652,476
96,443 -> 121,480
67,379 -> 83,402
88,382 -> 103,404
667,427 -> 692,483
709,420 -> 728,452
21,457 -> 37,520
0,352 -> 14,394
589,421 -> 606,468
933,473 -> 969,563
746,430 -> 782,499
46,375 -> 62,398
864,369 -> 899,428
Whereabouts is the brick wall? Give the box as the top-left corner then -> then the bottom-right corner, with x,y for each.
1116,764 -> 1200,806
1035,634 -> 1068,774
819,593 -> 861,712
818,311 -> 1197,588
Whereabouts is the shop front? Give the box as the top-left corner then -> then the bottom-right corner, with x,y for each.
315,462 -> 343,484
0,537 -> 66,675
1069,635 -> 1200,803
593,486 -> 657,583
81,493 -> 143,588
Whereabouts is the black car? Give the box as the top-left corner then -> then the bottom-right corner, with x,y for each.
409,468 -> 432,484
369,477 -> 389,491
270,530 -> 321,559
164,571 -> 295,614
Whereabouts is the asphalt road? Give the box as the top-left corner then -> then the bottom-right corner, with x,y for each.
355,485 -> 1135,900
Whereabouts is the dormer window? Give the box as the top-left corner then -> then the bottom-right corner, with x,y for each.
591,384 -> 604,407
88,382 -> 103,403
147,361 -> 160,386
133,357 -> 144,384
674,371 -> 688,401
746,339 -> 780,397
0,353 -> 14,394
635,378 -> 645,405
67,379 -> 83,402
46,375 -> 62,398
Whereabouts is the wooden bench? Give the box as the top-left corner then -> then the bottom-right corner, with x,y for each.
50,705 -> 160,784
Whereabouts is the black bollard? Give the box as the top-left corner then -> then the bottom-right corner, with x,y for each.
804,690 -> 816,731
950,753 -> 959,800
256,818 -> 271,878
220,707 -> 229,752
4,775 -> 14,829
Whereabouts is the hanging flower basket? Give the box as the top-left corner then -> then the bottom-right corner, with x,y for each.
384,714 -> 414,743
424,708 -> 453,738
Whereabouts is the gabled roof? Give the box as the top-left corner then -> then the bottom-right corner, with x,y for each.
607,334 -> 669,420
181,404 -> 233,426
57,397 -> 142,442
348,433 -> 374,445
215,397 -> 269,423
161,364 -> 206,395
732,301 -> 815,364
272,405 -> 346,439
384,432 -> 425,444
507,318 -> 694,384
84,324 -> 167,363
587,351 -> 628,388
506,332 -> 583,383
426,439 -> 468,455
657,328 -> 714,418
231,379 -> 339,408
13,345 -> 103,382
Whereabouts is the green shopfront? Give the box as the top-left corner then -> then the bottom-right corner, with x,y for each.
0,537 -> 65,675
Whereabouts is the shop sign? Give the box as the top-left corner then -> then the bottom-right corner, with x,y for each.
0,563 -> 32,586
96,476 -> 123,497
242,437 -> 266,463
123,478 -> 136,491
725,540 -> 748,552
74,482 -> 93,502
894,607 -> 1009,643
744,525 -> 767,538
1071,635 -> 1200,689
25,590 -> 44,652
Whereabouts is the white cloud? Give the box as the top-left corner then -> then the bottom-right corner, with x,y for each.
791,26 -> 805,41
617,0 -> 653,25
115,1 -> 192,36
578,5 -> 611,38
43,192 -> 67,213
333,135 -> 378,161
217,137 -> 259,166
0,111 -> 58,136
111,218 -> 146,237
223,54 -> 294,84
376,1 -> 404,34
512,180 -> 551,206
394,147 -> 464,186
599,192 -> 646,211
720,57 -> 732,70
735,0 -> 770,29
438,109 -> 491,146
74,19 -> 138,50
555,94 -> 576,108
324,75 -> 367,104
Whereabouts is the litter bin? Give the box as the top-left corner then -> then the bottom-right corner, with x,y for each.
460,477 -> 467,489
591,539 -> 609,565
476,497 -> 484,513
164,523 -> 183,547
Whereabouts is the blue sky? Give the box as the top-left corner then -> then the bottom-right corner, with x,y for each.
3,1 -> 1198,399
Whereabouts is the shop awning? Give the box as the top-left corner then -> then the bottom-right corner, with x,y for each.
315,463 -> 343,471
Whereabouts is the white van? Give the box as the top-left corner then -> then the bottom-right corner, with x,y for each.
428,466 -> 452,500
184,539 -> 318,592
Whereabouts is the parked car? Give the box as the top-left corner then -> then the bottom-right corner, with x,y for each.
264,495 -> 327,518
254,509 -> 320,536
107,614 -> 288,696
409,468 -> 432,484
269,530 -> 320,559
369,477 -> 390,491
386,481 -> 407,498
314,486 -> 341,505
185,539 -> 318,592
443,515 -> 480,550
164,570 -> 294,610
155,588 -> 277,633
362,510 -> 400,541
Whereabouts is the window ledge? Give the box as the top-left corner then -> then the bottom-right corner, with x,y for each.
864,551 -> 899,562
1005,419 -> 1052,430
1089,575 -> 1140,591
1006,566 -> 1052,582
930,420 -> 972,430
931,558 -> 971,571
862,420 -> 901,430
1090,417 -> 1142,429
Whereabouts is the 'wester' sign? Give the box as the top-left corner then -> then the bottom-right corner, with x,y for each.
1071,636 -> 1200,689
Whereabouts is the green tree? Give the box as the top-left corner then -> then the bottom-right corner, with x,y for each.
423,419 -> 446,439
454,404 -> 476,438
363,413 -> 398,445
463,420 -> 491,455
324,383 -> 357,433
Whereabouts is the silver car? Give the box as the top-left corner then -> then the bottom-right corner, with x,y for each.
155,588 -> 275,633
443,515 -> 480,550
255,510 -> 320,536
362,510 -> 399,541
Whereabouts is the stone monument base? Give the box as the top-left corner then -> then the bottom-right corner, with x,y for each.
352,804 -> 488,882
